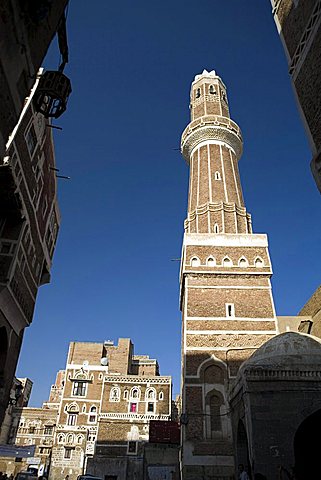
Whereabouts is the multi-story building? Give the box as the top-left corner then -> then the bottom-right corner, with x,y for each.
0,0 -> 69,160
0,339 -> 174,480
51,338 -> 172,480
0,73 -> 61,431
270,0 -> 321,191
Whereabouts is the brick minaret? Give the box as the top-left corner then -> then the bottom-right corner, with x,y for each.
179,70 -> 277,480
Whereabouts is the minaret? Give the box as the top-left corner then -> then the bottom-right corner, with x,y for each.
179,70 -> 277,479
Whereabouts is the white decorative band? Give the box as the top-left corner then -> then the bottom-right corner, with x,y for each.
181,124 -> 243,162
99,413 -> 170,421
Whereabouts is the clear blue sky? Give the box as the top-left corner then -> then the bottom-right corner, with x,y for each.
17,0 -> 321,406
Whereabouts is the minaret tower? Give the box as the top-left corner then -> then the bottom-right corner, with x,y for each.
179,70 -> 277,479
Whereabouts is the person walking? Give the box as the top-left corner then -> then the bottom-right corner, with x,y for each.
238,464 -> 250,480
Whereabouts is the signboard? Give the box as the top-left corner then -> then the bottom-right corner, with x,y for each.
27,457 -> 41,465
149,421 -> 180,444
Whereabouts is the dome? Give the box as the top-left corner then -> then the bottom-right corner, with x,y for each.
242,332 -> 321,369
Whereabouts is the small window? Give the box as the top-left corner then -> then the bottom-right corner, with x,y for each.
255,257 -> 264,268
130,403 -> 137,413
90,406 -> 97,413
67,414 -> 77,426
26,124 -> 37,157
223,257 -> 232,267
127,441 -> 138,455
206,257 -> 215,267
44,426 -> 53,435
214,224 -> 219,234
110,387 -> 120,402
124,390 -> 129,400
191,257 -> 200,267
214,171 -> 221,180
28,426 -> 35,434
209,85 -> 216,94
196,88 -> 201,98
159,392 -> 164,400
226,303 -> 235,318
57,434 -> 64,444
238,257 -> 248,268
89,415 -> 96,423
72,382 -> 86,396
64,447 -> 73,459
147,402 -> 155,413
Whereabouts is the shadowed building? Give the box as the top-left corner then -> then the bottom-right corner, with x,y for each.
271,0 -> 321,191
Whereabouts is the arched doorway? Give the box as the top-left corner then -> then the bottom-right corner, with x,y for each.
236,420 -> 251,477
294,408 -> 321,479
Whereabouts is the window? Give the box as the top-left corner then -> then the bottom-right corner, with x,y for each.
26,124 -> 37,157
238,257 -> 248,268
28,426 -> 35,434
44,426 -> 53,435
206,257 -> 215,266
89,407 -> 97,424
223,257 -> 232,267
57,434 -> 64,444
110,387 -> 120,402
130,403 -> 137,413
67,414 -> 77,426
210,394 -> 222,433
214,224 -> 219,233
64,447 -> 73,459
147,402 -> 155,413
130,387 -> 140,400
255,257 -> 264,268
191,257 -> 200,267
127,441 -> 137,455
124,390 -> 129,400
209,85 -> 216,95
146,388 -> 156,400
72,381 -> 86,396
226,303 -> 235,318
214,171 -> 221,180
159,392 -> 164,401
195,88 -> 201,98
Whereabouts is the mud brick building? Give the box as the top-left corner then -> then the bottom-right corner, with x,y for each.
271,0 -> 321,191
0,74 -> 60,431
49,338 -> 173,480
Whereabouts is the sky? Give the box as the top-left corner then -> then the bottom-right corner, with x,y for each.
17,0 -> 321,406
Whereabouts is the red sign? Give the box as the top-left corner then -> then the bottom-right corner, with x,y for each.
149,420 -> 180,444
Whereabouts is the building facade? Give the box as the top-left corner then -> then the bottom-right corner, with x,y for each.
271,0 -> 321,191
0,0 -> 68,160
0,73 -> 61,431
179,70 -> 278,480
1,339 -> 174,480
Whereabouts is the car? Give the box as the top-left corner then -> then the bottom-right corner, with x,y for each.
15,472 -> 38,480
77,475 -> 102,480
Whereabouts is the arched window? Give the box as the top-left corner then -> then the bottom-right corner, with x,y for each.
255,257 -> 264,268
191,257 -> 200,267
196,88 -> 201,98
223,257 -> 232,267
66,402 -> 79,413
214,224 -> 219,233
124,390 -> 129,400
205,390 -> 224,439
77,435 -> 83,444
214,171 -> 221,180
66,434 -> 73,445
130,387 -> 140,400
238,257 -> 248,268
90,406 -> 97,413
206,257 -> 216,267
159,392 -> 164,401
57,434 -> 65,444
110,387 -> 120,402
145,388 -> 156,400
209,85 -> 216,95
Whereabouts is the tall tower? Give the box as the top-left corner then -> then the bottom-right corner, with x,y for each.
179,70 -> 277,479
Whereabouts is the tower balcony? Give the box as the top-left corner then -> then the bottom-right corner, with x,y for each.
181,115 -> 243,162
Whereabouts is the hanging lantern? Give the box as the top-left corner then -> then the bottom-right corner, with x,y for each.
34,70 -> 72,119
